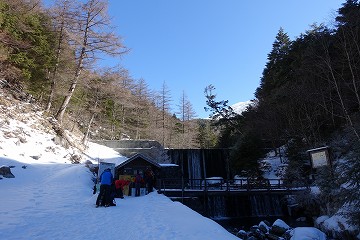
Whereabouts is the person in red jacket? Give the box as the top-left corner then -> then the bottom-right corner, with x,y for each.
115,179 -> 129,198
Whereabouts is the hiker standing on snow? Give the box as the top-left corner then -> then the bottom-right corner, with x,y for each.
134,171 -> 143,197
144,167 -> 155,194
115,178 -> 129,198
96,168 -> 113,207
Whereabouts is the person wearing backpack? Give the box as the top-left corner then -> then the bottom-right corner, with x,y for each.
96,168 -> 113,207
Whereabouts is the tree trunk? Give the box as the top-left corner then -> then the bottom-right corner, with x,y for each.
46,16 -> 65,111
341,30 -> 360,110
82,111 -> 96,144
55,46 -> 85,124
321,41 -> 360,141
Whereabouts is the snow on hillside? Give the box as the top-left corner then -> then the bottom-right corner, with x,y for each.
231,100 -> 253,115
0,92 -> 239,240
0,90 -> 352,240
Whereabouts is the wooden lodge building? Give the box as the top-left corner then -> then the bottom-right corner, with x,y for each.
115,153 -> 162,180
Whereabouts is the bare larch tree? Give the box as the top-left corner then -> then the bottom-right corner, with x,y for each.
55,0 -> 126,124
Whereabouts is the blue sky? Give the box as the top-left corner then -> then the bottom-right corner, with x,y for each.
101,0 -> 344,118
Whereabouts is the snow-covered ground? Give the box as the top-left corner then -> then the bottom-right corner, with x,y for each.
0,92 -> 353,239
0,99 -> 240,240
1,156 -> 239,240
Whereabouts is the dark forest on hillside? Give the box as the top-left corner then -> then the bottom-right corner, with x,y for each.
204,0 -> 360,229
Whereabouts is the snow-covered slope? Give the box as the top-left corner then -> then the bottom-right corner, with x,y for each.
231,100 -> 252,115
0,89 -> 239,240
0,89 -> 346,240
1,157 -> 238,240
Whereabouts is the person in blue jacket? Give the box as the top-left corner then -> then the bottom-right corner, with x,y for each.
96,168 -> 113,207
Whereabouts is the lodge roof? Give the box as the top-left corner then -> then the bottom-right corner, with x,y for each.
115,153 -> 161,169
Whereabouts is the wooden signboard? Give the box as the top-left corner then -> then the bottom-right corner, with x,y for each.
308,147 -> 331,168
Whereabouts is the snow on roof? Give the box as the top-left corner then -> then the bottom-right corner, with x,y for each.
306,146 -> 330,152
159,163 -> 179,167
115,153 -> 161,168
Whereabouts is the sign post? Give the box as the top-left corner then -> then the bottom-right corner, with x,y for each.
307,146 -> 331,169
98,161 -> 115,179
307,146 -> 332,180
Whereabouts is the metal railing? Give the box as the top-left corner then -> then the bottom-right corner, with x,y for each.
158,178 -> 310,193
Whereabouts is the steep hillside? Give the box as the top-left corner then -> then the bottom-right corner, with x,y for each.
0,85 -> 241,240
0,85 -> 86,164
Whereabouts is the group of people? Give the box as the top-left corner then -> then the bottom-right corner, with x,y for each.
95,167 -> 155,207
132,168 -> 155,197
